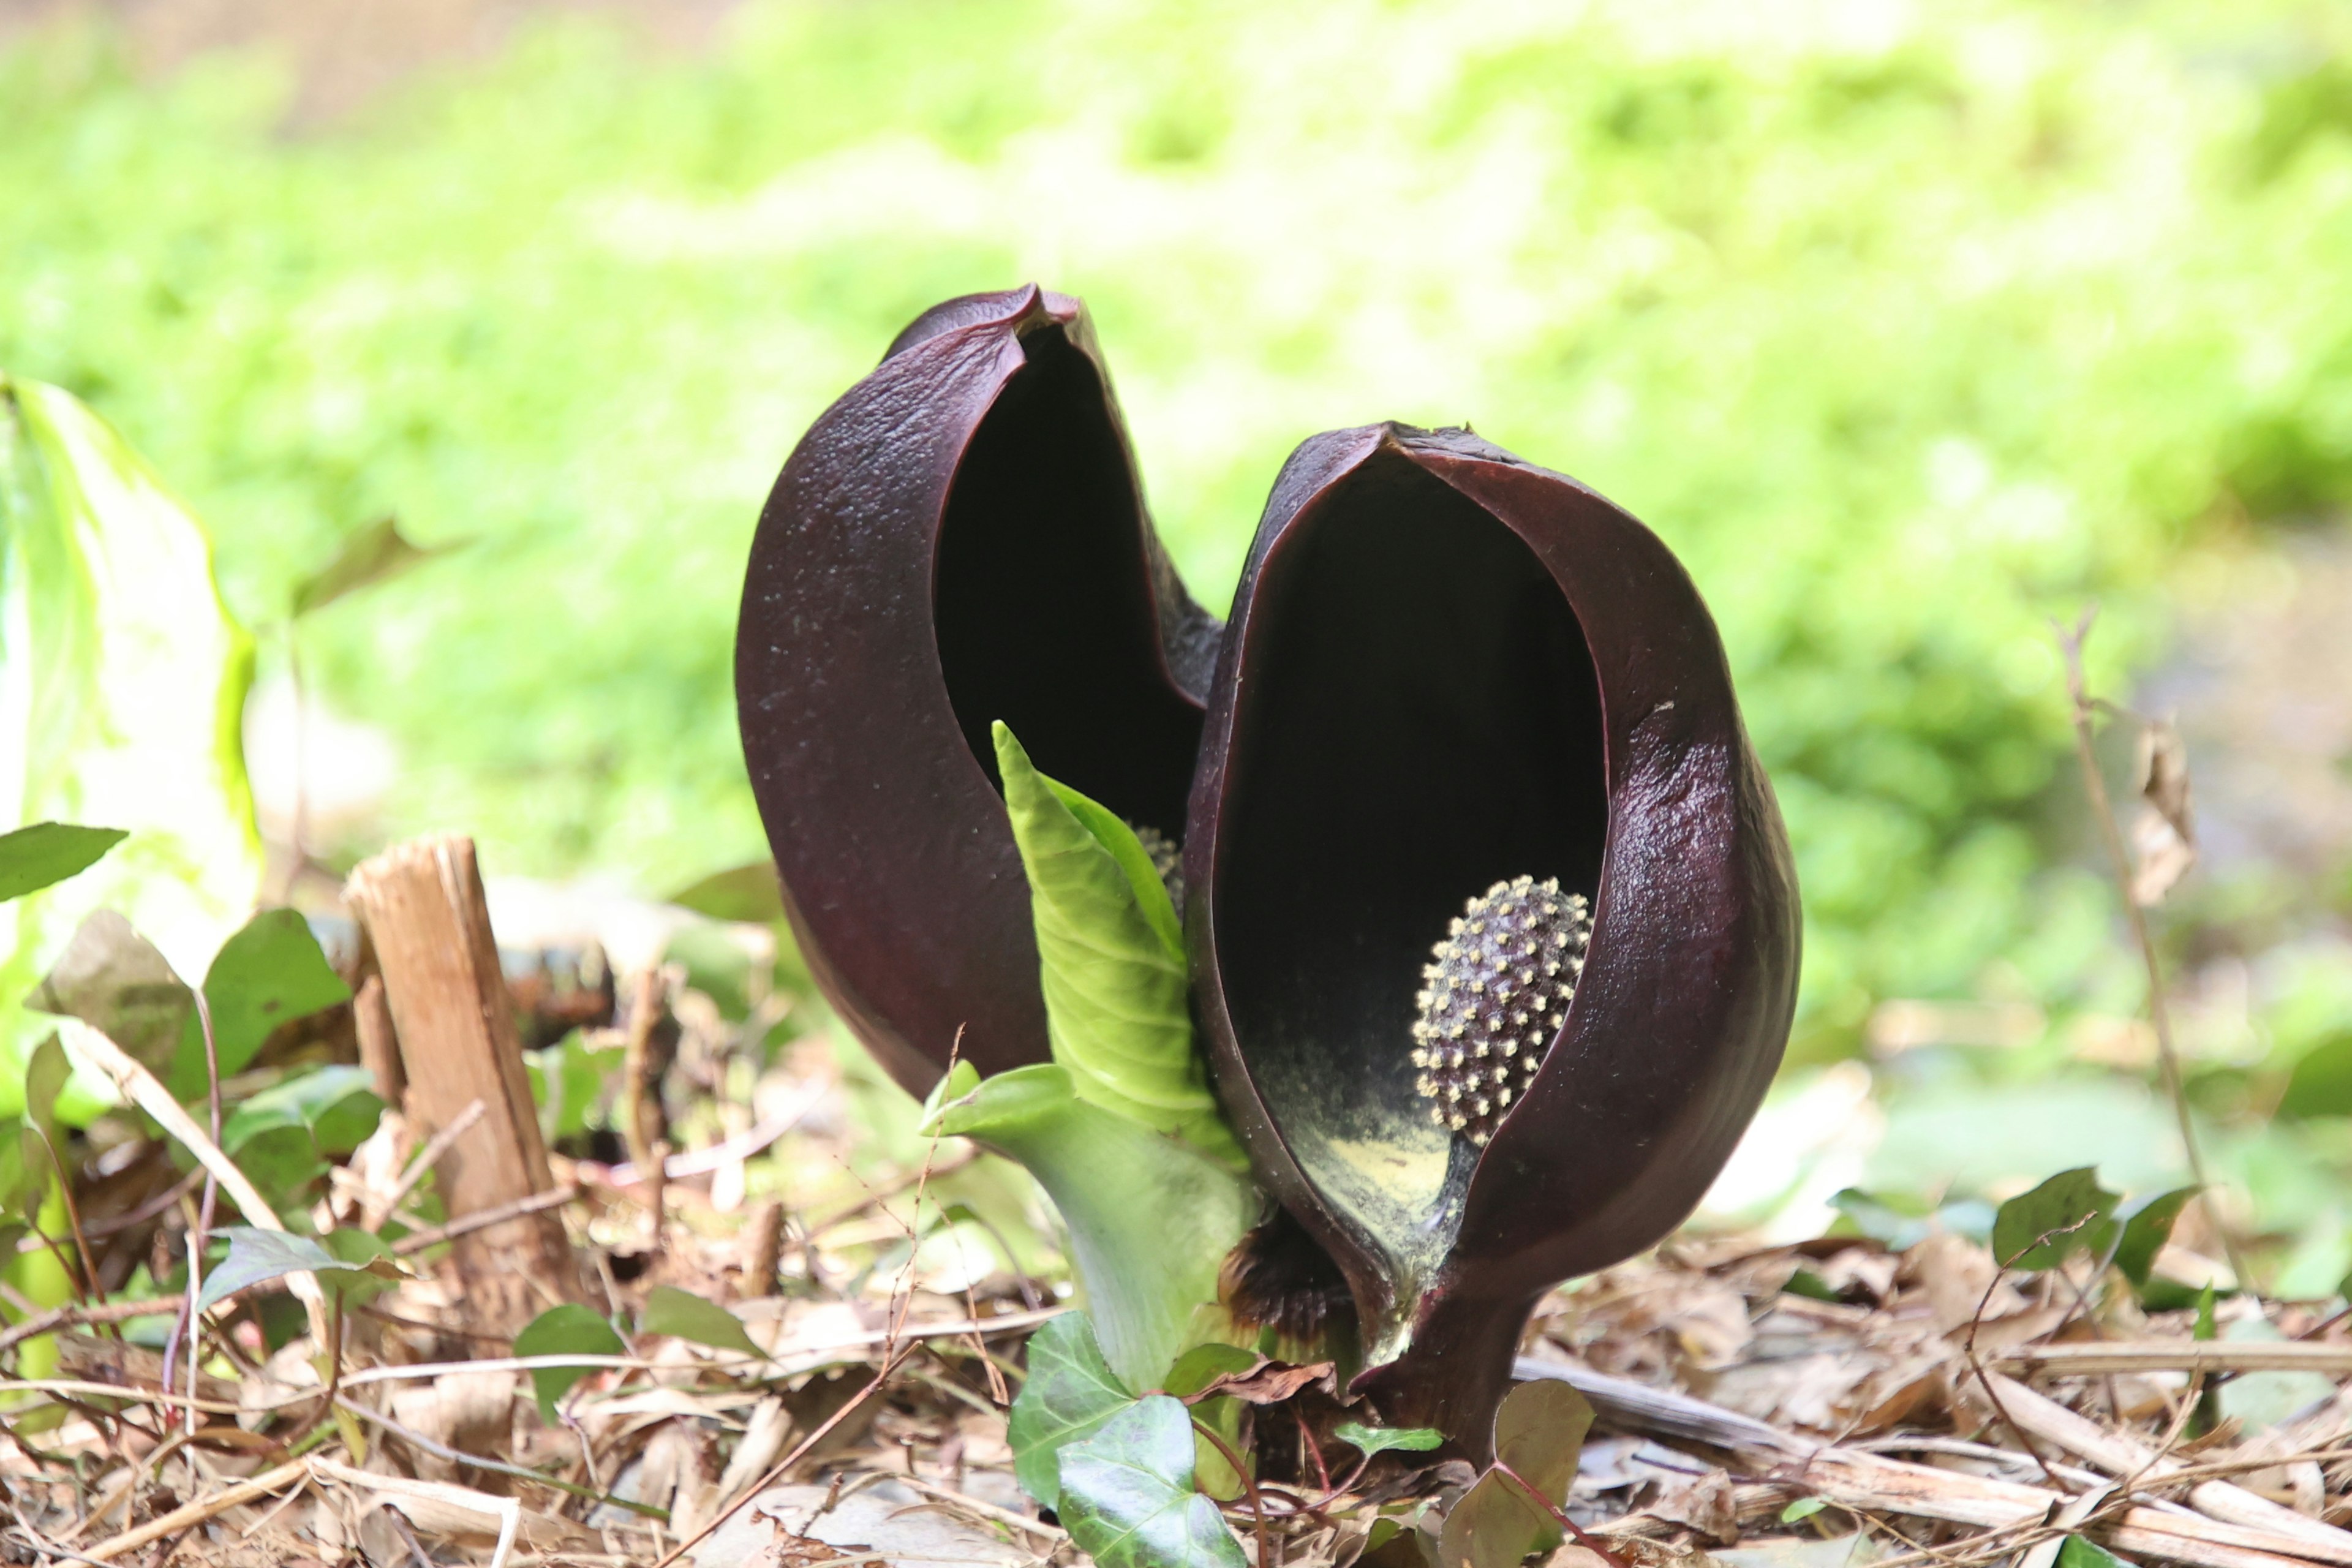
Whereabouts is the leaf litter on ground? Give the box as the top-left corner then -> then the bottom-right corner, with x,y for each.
12,910 -> 2352,1568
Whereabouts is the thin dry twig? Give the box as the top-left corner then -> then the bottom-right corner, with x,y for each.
0,1294 -> 186,1355
2056,609 -> 2248,1286
81,1457 -> 309,1562
390,1185 -> 579,1256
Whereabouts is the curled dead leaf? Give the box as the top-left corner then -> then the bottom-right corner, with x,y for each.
2131,717 -> 2196,905
1188,1359 -> 1337,1406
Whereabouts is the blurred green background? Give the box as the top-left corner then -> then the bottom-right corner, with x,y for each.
7,0 -> 2352,1271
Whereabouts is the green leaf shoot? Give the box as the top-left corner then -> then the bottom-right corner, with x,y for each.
924,1061 -> 1258,1393
514,1302 -> 628,1422
991,721 -> 1242,1169
1006,1312 -> 1139,1510
0,823 -> 127,904
1055,1395 -> 1249,1568
639,1285 -> 766,1360
1993,1167 -> 2120,1271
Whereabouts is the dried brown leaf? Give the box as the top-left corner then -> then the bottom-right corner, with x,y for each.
2132,717 -> 2197,905
1192,1360 -> 1336,1406
1646,1469 -> 1740,1546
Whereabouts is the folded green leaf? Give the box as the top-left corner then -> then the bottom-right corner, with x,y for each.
1994,1167 -> 2119,1272
514,1302 -> 628,1421
640,1285 -> 765,1360
198,1227 -> 404,1313
0,823 -> 127,905
992,722 -> 1242,1168
1333,1420 -> 1444,1460
1056,1395 -> 1250,1568
925,1061 -> 1258,1393
1007,1312 -> 1139,1509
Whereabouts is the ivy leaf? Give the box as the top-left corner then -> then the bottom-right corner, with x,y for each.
992,722 -> 1242,1168
2279,1037 -> 2352,1119
1993,1168 -> 2119,1271
197,1227 -> 403,1314
639,1286 -> 765,1360
1006,1312 -> 1140,1509
175,909 -> 353,1096
514,1303 -> 628,1421
924,1062 -> 1258,1393
0,823 -> 127,904
526,1030 -> 608,1142
1496,1380 -> 1591,1505
1333,1420 -> 1444,1460
1056,1395 -> 1249,1568
2113,1187 -> 2199,1287
1438,1381 -> 1592,1568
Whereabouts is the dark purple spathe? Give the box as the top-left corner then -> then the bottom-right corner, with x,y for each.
736,287 -> 1218,1096
1185,423 -> 1800,1453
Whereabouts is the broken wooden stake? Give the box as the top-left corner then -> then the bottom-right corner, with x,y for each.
345,835 -> 581,1333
